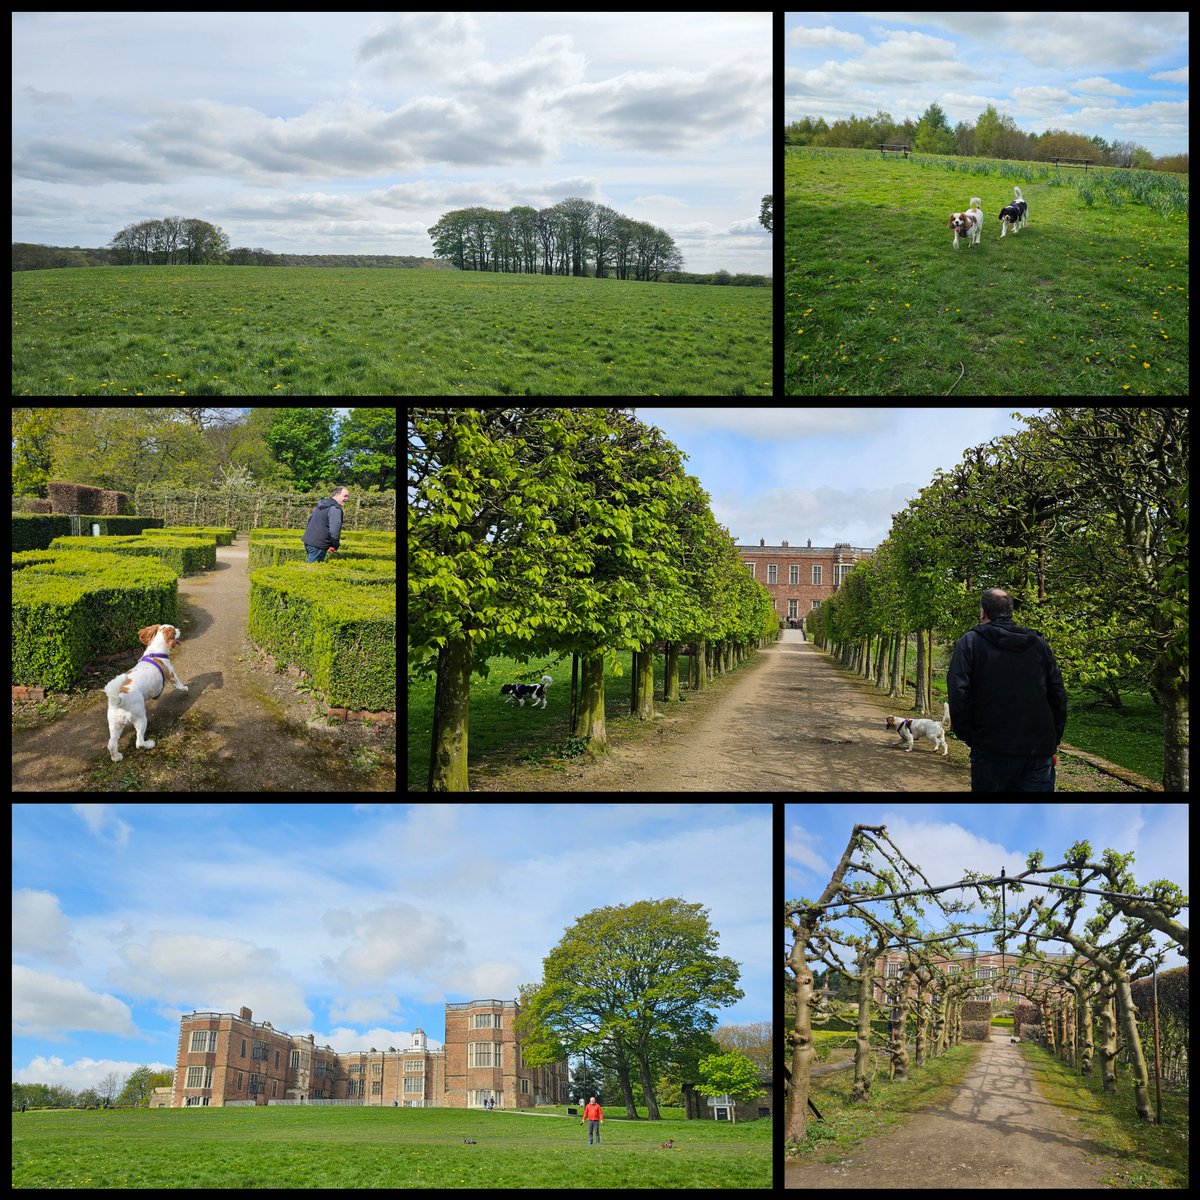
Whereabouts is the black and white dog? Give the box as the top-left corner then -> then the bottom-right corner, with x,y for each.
998,186 -> 1028,238
500,674 -> 552,708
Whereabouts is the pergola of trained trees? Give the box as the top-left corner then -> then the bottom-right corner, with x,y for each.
805,407 -> 1189,792
408,408 -> 778,792
427,197 -> 683,280
785,824 -> 1188,1144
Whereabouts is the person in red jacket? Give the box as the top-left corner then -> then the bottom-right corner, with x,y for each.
580,1096 -> 604,1145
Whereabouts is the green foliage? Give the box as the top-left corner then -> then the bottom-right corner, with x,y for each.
696,1051 -> 765,1104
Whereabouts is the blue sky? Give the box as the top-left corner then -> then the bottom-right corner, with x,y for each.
785,13 -> 1189,156
12,803 -> 771,1093
639,406 -> 1047,549
12,12 -> 772,274
786,803 -> 1189,970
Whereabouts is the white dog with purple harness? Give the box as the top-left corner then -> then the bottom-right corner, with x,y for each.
886,702 -> 951,755
104,623 -> 189,761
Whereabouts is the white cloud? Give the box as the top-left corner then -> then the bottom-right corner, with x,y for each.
13,965 -> 138,1038
72,804 -> 132,847
13,889 -> 78,965
14,1054 -> 173,1090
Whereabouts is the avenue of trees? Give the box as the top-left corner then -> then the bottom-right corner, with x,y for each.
806,407 -> 1189,792
785,823 -> 1189,1144
427,196 -> 683,281
408,408 -> 779,792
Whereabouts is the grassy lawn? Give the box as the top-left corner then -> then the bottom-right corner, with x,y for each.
12,1105 -> 772,1188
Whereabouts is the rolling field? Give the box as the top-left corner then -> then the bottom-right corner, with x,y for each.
785,148 -> 1189,396
11,1105 -> 772,1189
11,266 -> 772,397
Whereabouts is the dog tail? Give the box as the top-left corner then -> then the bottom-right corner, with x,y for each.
540,675 -> 553,687
104,675 -> 126,702
941,701 -> 951,728
1014,185 -> 1023,201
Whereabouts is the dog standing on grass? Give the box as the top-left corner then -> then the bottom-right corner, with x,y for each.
500,674 -> 552,708
948,199 -> 984,249
999,186 -> 1029,237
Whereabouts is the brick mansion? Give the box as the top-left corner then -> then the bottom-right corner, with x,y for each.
736,538 -> 872,628
871,949 -> 1074,1005
170,999 -> 569,1109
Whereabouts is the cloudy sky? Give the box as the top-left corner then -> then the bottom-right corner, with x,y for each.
637,407 -> 1047,548
12,12 -> 773,273
785,12 -> 1189,156
12,803 -> 771,1093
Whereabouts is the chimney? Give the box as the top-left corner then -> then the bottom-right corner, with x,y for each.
240,1006 -> 252,1022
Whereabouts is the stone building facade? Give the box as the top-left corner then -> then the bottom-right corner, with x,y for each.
736,538 -> 872,629
171,999 -> 569,1109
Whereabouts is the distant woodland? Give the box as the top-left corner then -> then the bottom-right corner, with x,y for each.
14,204 -> 770,285
12,241 -> 451,273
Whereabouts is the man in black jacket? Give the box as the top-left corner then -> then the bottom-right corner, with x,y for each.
947,588 -> 1067,792
303,486 -> 348,563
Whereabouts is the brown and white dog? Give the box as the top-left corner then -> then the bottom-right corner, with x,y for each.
948,199 -> 984,249
886,702 -> 952,755
104,624 -> 188,762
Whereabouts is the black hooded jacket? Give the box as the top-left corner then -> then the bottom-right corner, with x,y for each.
947,618 -> 1067,756
303,496 -> 344,551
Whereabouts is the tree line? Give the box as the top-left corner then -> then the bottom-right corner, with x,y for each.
427,196 -> 683,281
14,239 -> 456,272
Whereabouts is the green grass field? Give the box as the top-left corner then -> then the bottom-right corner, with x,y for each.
11,266 -> 773,397
11,1105 -> 772,1189
785,148 -> 1189,396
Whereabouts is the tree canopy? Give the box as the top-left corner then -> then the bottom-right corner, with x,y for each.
517,898 -> 743,1119
428,197 -> 683,280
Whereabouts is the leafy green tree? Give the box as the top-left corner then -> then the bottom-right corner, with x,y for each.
517,898 -> 743,1119
696,1050 -> 765,1122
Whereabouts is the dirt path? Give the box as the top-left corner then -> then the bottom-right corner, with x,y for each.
12,538 -> 395,792
478,629 -> 968,792
786,1032 -> 1114,1189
